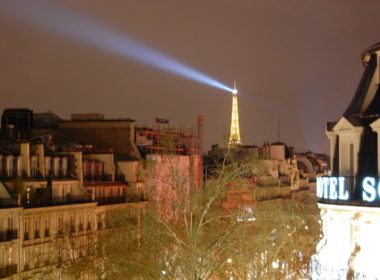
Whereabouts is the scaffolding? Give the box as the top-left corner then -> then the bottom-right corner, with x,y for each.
136,125 -> 198,156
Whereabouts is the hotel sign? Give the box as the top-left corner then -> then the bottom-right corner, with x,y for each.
317,176 -> 380,204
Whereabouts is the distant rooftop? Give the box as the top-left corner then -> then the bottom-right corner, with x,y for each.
71,113 -> 105,121
61,113 -> 134,122
33,111 -> 62,128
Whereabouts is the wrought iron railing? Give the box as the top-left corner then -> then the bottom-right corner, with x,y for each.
0,264 -> 17,278
0,230 -> 18,242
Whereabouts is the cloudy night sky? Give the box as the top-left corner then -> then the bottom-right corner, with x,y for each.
1,0 -> 380,153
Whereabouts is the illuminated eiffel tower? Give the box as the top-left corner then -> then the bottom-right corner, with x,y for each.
228,82 -> 242,147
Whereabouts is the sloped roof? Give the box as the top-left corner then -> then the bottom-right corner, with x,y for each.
344,43 -> 380,120
362,41 -> 380,65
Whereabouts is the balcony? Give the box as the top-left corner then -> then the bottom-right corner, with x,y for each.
0,198 -> 18,208
0,230 -> 18,242
34,230 -> 40,239
96,196 -> 127,205
22,194 -> 92,208
0,264 -> 17,278
84,174 -> 114,182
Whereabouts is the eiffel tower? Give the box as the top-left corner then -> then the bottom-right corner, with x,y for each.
228,81 -> 242,147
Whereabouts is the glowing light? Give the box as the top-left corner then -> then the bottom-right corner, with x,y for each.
272,260 -> 279,269
0,0 -> 233,93
232,81 -> 238,95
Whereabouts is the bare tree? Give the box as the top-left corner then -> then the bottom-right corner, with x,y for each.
55,153 -> 321,280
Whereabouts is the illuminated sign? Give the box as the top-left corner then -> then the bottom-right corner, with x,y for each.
317,176 -> 380,204
316,177 -> 349,201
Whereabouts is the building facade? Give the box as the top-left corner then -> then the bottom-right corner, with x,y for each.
312,42 -> 380,279
0,139 -> 145,279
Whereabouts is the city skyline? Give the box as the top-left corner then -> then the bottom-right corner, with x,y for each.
1,1 -> 380,153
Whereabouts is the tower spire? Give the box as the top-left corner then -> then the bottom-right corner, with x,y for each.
228,81 -> 242,147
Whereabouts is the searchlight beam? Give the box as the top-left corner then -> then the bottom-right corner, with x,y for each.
0,0 -> 234,93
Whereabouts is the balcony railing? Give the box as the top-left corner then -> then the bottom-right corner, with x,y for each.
0,198 -> 18,208
0,230 -> 18,242
0,264 -> 17,278
83,174 -> 114,182
22,194 -> 92,208
96,196 -> 127,205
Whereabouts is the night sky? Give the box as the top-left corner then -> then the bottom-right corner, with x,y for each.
1,1 -> 380,153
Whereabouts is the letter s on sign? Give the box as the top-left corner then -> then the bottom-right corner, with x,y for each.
363,177 -> 376,202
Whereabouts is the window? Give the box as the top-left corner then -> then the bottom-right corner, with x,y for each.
23,249 -> 29,270
6,156 -> 13,177
94,161 -> 100,178
7,217 -> 13,230
7,247 -> 12,265
79,214 -> 83,231
24,221 -> 29,240
99,162 -> 104,177
35,220 -> 40,239
16,156 -> 22,177
84,160 -> 92,177
45,157 -> 51,177
53,158 -> 60,177
30,156 -> 38,177
61,157 -> 68,177
45,219 -> 49,237
57,217 -> 63,234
